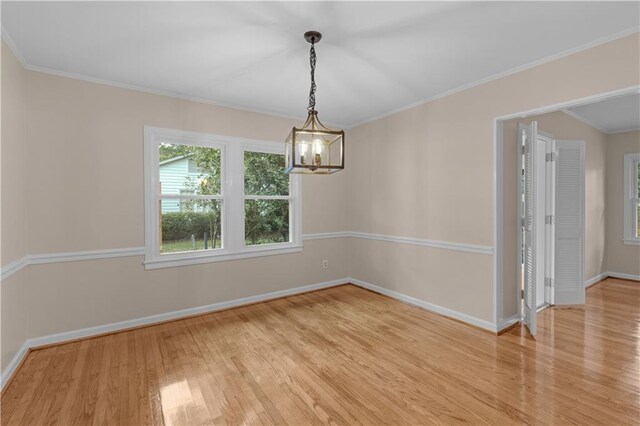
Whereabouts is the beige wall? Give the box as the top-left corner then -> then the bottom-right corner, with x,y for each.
1,43 -> 351,372
25,71 -> 349,253
347,33 -> 639,323
501,111 -> 608,319
1,43 -> 27,264
1,43 -> 30,371
606,131 -> 640,276
1,33 -> 639,373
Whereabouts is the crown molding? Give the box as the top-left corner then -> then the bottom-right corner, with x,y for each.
495,86 -> 640,122
3,22 -> 637,130
0,25 -> 348,129
347,26 -> 640,129
609,126 -> 640,135
1,25 -> 27,67
560,108 -> 611,134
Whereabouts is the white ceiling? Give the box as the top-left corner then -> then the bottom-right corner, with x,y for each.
2,2 -> 639,128
564,93 -> 640,134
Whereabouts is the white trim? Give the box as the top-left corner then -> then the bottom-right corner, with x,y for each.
496,87 -> 640,122
1,249 -> 146,280
497,314 -> 521,333
2,269 -> 635,390
29,247 -> 145,265
307,231 -> 494,255
585,273 -> 607,288
0,256 -> 29,281
303,232 -> 351,240
1,275 -> 513,391
494,86 -> 640,330
606,271 -> 640,282
560,109 -> 610,134
143,126 -> 303,270
623,153 -> 640,245
3,23 -> 636,130
1,26 -> 27,68
494,119 -> 503,324
22,64 -> 348,129
348,27 -> 640,129
0,278 -> 348,391
349,277 -> 497,332
0,26 -> 348,130
143,245 -> 303,270
1,232 -> 493,276
0,342 -> 30,390
18,63 -> 344,130
609,126 -> 640,135
349,232 -> 494,255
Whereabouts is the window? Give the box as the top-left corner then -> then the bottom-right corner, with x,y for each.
144,127 -> 302,269
623,152 -> 640,245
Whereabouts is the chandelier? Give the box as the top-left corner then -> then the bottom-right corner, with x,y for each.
285,31 -> 344,174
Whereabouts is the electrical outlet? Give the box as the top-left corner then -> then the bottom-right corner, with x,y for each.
322,260 -> 329,269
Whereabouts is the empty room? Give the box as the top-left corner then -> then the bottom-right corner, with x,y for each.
1,1 -> 639,425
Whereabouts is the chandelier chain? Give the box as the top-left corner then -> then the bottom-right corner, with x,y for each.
308,42 -> 317,111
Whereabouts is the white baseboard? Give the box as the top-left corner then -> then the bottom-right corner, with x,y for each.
0,278 -> 347,390
497,314 -> 521,332
0,342 -> 30,389
348,277 -> 497,332
606,271 -> 640,281
585,273 -> 608,288
3,275 -> 538,390
584,271 -> 640,288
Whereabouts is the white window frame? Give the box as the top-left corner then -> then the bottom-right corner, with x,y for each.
623,152 -> 640,245
144,126 -> 302,269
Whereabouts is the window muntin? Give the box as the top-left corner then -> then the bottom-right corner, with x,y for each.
144,127 -> 302,269
623,153 -> 640,244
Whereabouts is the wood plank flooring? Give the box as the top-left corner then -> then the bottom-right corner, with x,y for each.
2,278 -> 639,425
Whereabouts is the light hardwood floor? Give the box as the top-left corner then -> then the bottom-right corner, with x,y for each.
2,278 -> 639,425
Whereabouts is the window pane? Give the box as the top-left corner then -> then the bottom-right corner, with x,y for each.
161,200 -> 222,253
245,199 -> 289,245
244,151 -> 288,196
159,144 -> 221,196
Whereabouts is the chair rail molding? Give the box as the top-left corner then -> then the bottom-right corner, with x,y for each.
0,232 -> 495,281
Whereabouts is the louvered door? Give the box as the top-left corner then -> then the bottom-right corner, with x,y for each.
554,140 -> 585,305
522,122 -> 538,336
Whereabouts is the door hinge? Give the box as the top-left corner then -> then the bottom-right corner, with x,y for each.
544,277 -> 553,287
545,152 -> 556,162
545,215 -> 554,225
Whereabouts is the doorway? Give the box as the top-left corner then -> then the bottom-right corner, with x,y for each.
518,123 -> 555,314
517,122 -> 586,335
495,87 -> 640,337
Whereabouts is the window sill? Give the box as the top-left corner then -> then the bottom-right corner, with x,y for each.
144,244 -> 303,270
623,239 -> 640,246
